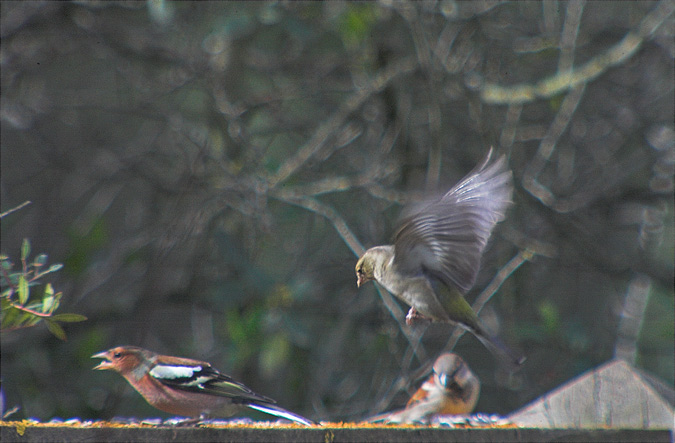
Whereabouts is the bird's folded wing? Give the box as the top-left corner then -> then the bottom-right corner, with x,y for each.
149,362 -> 274,403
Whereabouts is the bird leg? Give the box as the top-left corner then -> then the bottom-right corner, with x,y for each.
406,307 -> 432,326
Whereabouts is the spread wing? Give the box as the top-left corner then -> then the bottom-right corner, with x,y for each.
393,148 -> 513,293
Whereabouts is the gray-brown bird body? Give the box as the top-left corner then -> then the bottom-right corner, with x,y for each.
356,149 -> 524,365
361,245 -> 455,323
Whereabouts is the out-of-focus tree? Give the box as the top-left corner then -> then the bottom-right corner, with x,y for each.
1,0 -> 672,422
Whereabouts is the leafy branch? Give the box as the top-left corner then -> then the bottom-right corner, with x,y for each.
1,203 -> 87,340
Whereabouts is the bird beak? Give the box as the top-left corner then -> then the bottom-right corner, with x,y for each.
356,275 -> 364,288
91,351 -> 112,370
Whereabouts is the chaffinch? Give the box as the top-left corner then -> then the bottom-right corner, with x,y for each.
355,148 -> 524,366
92,346 -> 314,425
369,353 -> 480,423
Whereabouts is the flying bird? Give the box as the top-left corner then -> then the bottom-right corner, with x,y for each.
92,346 -> 314,425
355,149 -> 524,365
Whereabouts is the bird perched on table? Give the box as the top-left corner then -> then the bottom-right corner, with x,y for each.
355,148 -> 524,366
369,353 -> 480,423
92,346 -> 314,425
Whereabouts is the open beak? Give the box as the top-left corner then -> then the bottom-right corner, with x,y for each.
91,351 -> 112,370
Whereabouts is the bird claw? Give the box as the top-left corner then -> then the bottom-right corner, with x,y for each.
405,307 -> 431,326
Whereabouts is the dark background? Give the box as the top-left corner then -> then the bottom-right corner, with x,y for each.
1,1 -> 673,422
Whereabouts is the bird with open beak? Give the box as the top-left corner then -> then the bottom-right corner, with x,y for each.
92,346 -> 314,425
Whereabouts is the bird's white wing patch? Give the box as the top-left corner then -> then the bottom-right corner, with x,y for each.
150,365 -> 202,380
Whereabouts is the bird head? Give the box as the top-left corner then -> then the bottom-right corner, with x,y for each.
92,346 -> 153,379
433,353 -> 470,389
355,246 -> 394,287
355,254 -> 375,288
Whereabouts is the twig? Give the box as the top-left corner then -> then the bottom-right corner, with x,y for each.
0,201 -> 32,219
268,58 -> 417,188
272,162 -> 397,199
499,104 -> 523,149
275,194 -> 365,257
444,249 -> 535,352
614,274 -> 651,363
522,84 -> 585,209
374,283 -> 428,361
558,0 -> 584,74
3,299 -> 54,318
478,0 -> 674,104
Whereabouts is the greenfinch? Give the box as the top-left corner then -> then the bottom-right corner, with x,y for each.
356,149 -> 524,365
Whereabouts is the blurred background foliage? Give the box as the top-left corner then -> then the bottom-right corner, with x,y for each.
1,0 -> 673,422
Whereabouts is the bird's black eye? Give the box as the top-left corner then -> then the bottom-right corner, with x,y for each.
113,352 -> 122,358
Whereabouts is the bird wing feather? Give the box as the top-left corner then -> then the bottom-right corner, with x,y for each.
393,148 -> 513,293
150,362 -> 275,404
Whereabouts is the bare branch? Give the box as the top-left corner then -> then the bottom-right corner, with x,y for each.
558,0 -> 584,74
274,194 -> 365,257
478,0 -> 674,104
522,84 -> 586,209
614,274 -> 651,363
271,162 -> 397,199
445,249 -> 534,353
268,58 -> 417,188
0,201 -> 31,219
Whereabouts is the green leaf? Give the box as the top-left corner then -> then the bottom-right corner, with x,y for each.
48,264 -> 63,273
42,284 -> 55,313
34,254 -> 48,267
19,311 -> 40,328
1,303 -> 19,327
18,275 -> 29,304
42,295 -> 54,313
45,319 -> 67,341
50,291 -> 62,312
51,313 -> 87,323
21,239 -> 31,261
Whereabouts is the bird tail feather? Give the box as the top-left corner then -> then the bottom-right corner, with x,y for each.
247,403 -> 315,426
475,332 -> 526,368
